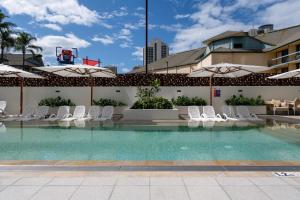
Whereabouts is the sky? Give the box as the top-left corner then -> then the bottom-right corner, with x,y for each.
0,0 -> 299,73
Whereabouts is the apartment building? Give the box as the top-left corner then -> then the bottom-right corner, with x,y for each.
133,24 -> 300,74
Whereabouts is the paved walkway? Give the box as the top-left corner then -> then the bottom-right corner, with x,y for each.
0,171 -> 300,200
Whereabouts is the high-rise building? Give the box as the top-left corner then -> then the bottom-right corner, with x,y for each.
143,40 -> 169,66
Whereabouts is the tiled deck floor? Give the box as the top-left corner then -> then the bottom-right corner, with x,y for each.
0,171 -> 300,200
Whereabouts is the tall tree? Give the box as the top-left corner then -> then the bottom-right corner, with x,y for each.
0,30 -> 15,63
0,10 -> 16,64
15,32 -> 42,71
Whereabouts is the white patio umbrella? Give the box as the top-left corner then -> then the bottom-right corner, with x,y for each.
189,63 -> 270,105
34,64 -> 116,105
268,69 -> 300,79
0,64 -> 43,114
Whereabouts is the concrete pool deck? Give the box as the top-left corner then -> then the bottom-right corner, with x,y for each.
0,170 -> 300,200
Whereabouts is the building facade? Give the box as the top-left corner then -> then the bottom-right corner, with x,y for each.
133,24 -> 300,74
143,39 -> 169,66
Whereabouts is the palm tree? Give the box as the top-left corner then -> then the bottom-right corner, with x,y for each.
0,10 -> 16,64
15,32 -> 42,71
0,10 -> 15,31
0,30 -> 15,63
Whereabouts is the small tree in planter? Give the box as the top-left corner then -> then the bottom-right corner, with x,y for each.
131,79 -> 173,109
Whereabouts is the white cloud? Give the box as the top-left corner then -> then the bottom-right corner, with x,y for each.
150,24 -> 183,32
42,23 -> 62,31
259,0 -> 300,28
0,0 -> 100,26
92,35 -> 114,45
121,67 -> 131,73
171,0 -> 300,53
174,14 -> 190,19
132,47 -> 143,61
34,33 -> 90,57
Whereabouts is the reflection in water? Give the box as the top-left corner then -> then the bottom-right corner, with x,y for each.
0,120 -> 299,161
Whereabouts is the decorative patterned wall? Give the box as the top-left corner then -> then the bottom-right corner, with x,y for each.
0,73 -> 300,87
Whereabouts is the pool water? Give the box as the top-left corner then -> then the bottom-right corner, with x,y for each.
0,122 -> 300,161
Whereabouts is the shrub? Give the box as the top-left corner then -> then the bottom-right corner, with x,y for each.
38,96 -> 76,107
172,96 -> 207,106
132,97 -> 173,109
131,79 -> 173,109
225,95 -> 265,106
93,98 -> 127,107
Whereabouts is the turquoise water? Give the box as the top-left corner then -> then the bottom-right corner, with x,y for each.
0,122 -> 300,161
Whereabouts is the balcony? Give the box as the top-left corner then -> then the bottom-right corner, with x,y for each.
268,51 -> 300,67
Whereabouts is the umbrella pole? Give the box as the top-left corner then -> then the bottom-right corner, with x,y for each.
19,78 -> 24,114
209,75 -> 213,106
90,77 -> 94,106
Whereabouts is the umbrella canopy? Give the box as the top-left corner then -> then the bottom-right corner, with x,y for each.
189,63 -> 270,105
0,64 -> 43,114
34,64 -> 116,78
0,64 -> 42,78
34,64 -> 116,105
189,63 -> 270,78
268,69 -> 300,79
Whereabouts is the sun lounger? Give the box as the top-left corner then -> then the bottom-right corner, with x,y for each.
2,107 -> 35,121
18,106 -> 49,121
202,106 -> 225,121
84,106 -> 101,120
0,101 -> 7,116
44,106 -> 70,121
61,106 -> 86,121
222,105 -> 239,121
95,106 -> 114,121
188,106 -> 205,121
0,122 -> 6,133
236,106 -> 261,121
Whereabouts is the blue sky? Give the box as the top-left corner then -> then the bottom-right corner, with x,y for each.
0,0 -> 299,73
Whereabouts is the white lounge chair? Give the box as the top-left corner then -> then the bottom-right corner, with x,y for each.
202,106 -> 225,121
0,101 -> 7,116
222,106 -> 239,121
84,106 -> 101,120
236,106 -> 261,121
188,106 -> 204,121
45,106 -> 70,121
0,122 -> 6,133
2,107 -> 35,121
61,106 -> 86,121
18,106 -> 49,121
95,106 -> 114,121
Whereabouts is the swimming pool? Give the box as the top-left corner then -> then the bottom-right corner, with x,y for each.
0,121 -> 299,161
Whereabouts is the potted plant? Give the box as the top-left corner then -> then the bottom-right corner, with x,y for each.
124,79 -> 179,120
38,96 -> 76,114
225,95 -> 266,114
172,96 -> 207,115
93,98 -> 127,114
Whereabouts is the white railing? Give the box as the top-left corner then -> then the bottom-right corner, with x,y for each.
269,51 -> 300,67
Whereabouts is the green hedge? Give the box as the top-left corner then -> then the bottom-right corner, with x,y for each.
225,95 -> 265,106
131,97 -> 173,109
38,96 -> 76,107
172,96 -> 207,106
92,98 -> 127,107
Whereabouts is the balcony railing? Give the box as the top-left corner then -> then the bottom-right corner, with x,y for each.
268,51 -> 300,67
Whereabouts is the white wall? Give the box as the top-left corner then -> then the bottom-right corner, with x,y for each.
0,86 -> 299,114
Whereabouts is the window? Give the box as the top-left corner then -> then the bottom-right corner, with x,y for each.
233,43 -> 243,49
281,49 -> 289,63
296,45 -> 300,59
281,67 -> 289,73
